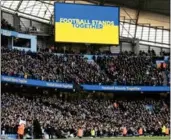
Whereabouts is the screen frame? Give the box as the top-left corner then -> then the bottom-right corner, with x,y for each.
54,2 -> 120,45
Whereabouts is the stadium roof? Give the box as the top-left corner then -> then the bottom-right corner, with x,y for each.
1,0 -> 170,23
96,0 -> 170,16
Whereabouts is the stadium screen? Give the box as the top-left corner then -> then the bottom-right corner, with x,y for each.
54,3 -> 119,45
13,37 -> 31,48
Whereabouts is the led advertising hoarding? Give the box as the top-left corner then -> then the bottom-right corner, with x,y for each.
55,3 -> 119,44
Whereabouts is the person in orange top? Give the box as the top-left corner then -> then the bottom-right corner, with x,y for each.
122,127 -> 127,136
165,127 -> 169,135
138,127 -> 143,136
77,127 -> 83,138
17,123 -> 25,139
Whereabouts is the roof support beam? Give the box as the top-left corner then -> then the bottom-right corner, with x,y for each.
2,7 -> 50,22
16,0 -> 23,12
134,0 -> 144,39
134,9 -> 140,39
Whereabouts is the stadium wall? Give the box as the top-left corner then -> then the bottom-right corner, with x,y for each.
110,46 -> 121,54
139,44 -> 149,53
139,11 -> 170,29
122,42 -> 133,52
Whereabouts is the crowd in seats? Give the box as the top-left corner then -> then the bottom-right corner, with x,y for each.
2,48 -> 169,86
2,48 -> 110,85
1,47 -> 170,139
1,91 -> 170,138
1,19 -> 15,31
93,51 -> 166,86
165,58 -> 170,86
42,46 -> 111,55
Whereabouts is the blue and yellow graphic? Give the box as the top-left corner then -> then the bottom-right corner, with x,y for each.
55,3 -> 119,44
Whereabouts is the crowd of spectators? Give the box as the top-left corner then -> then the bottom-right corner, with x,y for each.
93,51 -> 168,86
1,18 -> 15,31
165,56 -> 170,86
2,47 -> 110,85
1,91 -> 170,138
2,47 -> 169,86
1,47 -> 170,139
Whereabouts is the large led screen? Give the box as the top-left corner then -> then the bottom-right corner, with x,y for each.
55,3 -> 119,44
